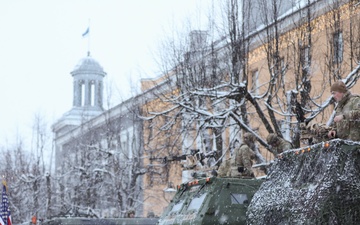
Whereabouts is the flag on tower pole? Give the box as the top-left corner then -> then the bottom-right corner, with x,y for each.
0,182 -> 12,225
82,19 -> 91,56
82,27 -> 90,37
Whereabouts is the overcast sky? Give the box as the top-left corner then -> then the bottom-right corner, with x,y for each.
0,0 -> 213,144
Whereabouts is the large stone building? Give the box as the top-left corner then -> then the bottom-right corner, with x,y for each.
52,0 -> 360,219
140,0 -> 360,216
53,54 -> 106,168
52,53 -> 147,217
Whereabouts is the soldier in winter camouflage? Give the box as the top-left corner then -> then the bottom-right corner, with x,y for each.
217,156 -> 230,177
266,133 -> 293,155
328,81 -> 360,141
230,133 -> 256,177
217,133 -> 256,178
300,123 -> 332,144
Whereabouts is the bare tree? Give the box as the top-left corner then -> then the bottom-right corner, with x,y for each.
0,135 -> 32,222
0,112 -> 54,223
53,101 -> 148,218
142,0 -> 271,174
142,0 -> 360,175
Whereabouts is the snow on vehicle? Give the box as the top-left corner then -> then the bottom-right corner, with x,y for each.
156,174 -> 263,225
157,139 -> 360,224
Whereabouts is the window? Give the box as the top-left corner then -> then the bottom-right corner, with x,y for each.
170,200 -> 184,213
81,82 -> 85,106
187,193 -> 207,211
251,69 -> 259,95
90,80 -> 95,106
354,1 -> 360,7
277,119 -> 287,137
333,31 -> 343,64
230,193 -> 249,204
147,119 -> 153,143
300,46 -> 310,70
202,130 -> 213,153
280,57 -> 286,72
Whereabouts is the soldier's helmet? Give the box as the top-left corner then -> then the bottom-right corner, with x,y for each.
266,133 -> 278,145
243,133 -> 256,142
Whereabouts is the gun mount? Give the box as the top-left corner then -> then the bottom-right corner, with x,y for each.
150,149 -> 218,170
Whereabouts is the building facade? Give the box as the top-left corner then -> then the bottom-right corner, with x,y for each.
140,0 -> 360,216
52,54 -> 146,217
52,0 -> 360,219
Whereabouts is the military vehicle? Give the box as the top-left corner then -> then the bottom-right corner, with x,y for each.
247,139 -> 360,224
156,175 -> 263,225
157,139 -> 360,224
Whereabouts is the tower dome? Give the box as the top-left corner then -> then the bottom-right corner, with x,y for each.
71,56 -> 106,76
52,54 -> 107,138
70,55 -> 107,111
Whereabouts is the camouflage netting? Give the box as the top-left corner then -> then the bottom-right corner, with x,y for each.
247,139 -> 360,225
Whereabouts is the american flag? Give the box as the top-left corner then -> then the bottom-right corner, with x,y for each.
0,185 -> 12,225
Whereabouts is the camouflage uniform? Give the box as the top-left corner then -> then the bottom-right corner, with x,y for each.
331,92 -> 360,141
217,158 -> 230,177
227,133 -> 256,177
267,134 -> 293,155
230,143 -> 255,177
300,123 -> 332,144
218,133 -> 256,178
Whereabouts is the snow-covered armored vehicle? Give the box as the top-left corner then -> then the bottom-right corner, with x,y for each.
248,139 -> 360,224
157,139 -> 360,224
156,175 -> 263,225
